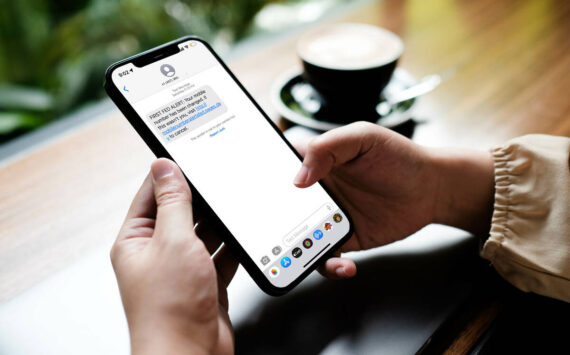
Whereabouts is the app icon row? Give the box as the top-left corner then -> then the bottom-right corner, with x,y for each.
267,213 -> 343,278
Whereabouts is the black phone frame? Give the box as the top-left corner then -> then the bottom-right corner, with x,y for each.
104,36 -> 354,296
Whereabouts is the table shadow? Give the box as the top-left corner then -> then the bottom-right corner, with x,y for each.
235,234 -> 488,355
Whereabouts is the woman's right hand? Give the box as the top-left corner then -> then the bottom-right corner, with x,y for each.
292,122 -> 495,279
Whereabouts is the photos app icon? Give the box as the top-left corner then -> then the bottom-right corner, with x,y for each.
269,267 -> 280,278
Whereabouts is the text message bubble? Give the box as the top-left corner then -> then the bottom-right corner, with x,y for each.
146,85 -> 227,143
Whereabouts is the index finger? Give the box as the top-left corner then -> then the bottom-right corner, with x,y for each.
293,122 -> 381,187
125,172 -> 156,220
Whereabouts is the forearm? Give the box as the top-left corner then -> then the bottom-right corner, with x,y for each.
428,148 -> 495,235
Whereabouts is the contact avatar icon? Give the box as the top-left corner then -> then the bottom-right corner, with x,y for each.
160,64 -> 176,77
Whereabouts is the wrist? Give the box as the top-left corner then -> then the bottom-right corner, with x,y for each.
428,147 -> 495,235
129,316 -> 213,355
132,338 -> 208,355
131,329 -> 210,355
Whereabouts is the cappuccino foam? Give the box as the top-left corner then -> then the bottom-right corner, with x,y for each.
297,23 -> 403,70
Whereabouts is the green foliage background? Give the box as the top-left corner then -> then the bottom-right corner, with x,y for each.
0,0 -> 273,143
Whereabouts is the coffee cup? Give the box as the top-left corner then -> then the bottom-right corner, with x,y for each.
297,23 -> 403,123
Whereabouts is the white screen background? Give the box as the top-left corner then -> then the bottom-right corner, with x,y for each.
112,42 -> 344,278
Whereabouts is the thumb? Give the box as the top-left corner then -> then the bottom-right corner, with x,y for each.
293,122 -> 379,188
151,158 -> 195,244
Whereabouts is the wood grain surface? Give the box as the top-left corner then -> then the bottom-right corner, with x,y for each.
1,1 -> 569,348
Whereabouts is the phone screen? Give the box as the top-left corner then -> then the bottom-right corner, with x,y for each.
109,39 -> 350,289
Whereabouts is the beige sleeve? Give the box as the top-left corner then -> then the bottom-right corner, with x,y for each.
481,134 -> 570,302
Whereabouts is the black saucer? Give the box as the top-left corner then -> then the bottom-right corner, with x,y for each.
272,68 -> 418,132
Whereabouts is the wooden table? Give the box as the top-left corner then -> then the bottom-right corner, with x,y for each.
1,0 -> 569,352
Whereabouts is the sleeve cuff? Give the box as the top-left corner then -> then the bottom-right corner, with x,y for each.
481,134 -> 570,302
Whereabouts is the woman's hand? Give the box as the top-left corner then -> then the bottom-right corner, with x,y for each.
292,122 -> 494,279
111,159 -> 238,355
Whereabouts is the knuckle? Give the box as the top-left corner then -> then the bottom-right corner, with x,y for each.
307,136 -> 327,154
351,121 -> 380,136
352,121 -> 375,130
109,242 -> 121,266
155,182 -> 191,207
308,135 -> 336,165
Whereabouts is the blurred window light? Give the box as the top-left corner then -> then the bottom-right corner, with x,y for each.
165,0 -> 192,22
255,0 -> 344,32
0,0 -> 349,145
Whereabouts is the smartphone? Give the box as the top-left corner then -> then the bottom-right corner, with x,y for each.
104,36 -> 353,295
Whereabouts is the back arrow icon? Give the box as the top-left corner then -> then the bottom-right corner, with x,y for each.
123,85 -> 129,92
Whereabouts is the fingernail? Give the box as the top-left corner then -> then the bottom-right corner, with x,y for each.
336,267 -> 345,276
293,165 -> 309,185
152,161 -> 174,181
